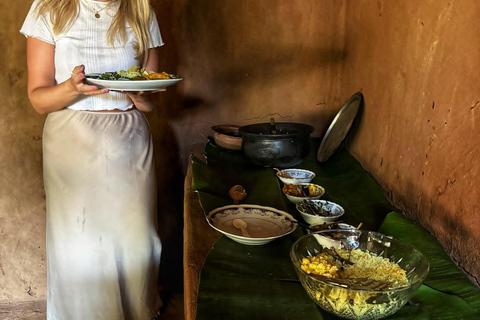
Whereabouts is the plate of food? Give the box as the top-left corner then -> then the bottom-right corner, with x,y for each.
85,66 -> 183,91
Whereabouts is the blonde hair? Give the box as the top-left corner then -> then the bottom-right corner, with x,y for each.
35,0 -> 154,61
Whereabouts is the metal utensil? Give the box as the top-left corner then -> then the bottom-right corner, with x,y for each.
308,273 -> 395,291
285,218 -> 315,231
270,118 -> 277,134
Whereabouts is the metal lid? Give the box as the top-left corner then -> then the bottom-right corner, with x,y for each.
317,92 -> 363,162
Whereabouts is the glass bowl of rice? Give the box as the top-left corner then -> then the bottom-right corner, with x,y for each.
290,230 -> 429,320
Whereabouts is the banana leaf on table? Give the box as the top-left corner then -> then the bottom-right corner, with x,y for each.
196,138 -> 397,229
192,139 -> 480,320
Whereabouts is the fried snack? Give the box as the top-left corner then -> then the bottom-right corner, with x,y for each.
146,72 -> 171,80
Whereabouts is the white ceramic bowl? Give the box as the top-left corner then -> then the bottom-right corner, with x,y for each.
206,204 -> 297,245
296,200 -> 344,225
282,183 -> 325,204
276,169 -> 315,185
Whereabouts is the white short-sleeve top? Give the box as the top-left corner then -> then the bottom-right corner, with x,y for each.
20,0 -> 164,111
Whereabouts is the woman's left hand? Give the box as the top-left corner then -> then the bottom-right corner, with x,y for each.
117,88 -> 167,112
121,88 -> 167,97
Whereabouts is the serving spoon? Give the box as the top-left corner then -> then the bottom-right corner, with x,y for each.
232,218 -> 251,237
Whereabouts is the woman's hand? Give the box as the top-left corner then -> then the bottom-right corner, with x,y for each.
118,89 -> 167,112
118,47 -> 167,112
69,65 -> 109,96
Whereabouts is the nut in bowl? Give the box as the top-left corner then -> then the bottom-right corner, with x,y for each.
282,183 -> 325,204
275,168 -> 315,185
290,230 -> 429,320
296,199 -> 344,225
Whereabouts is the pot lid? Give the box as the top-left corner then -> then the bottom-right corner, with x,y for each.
317,92 -> 363,163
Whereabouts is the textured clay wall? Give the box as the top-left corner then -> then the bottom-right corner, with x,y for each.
1,1 -> 48,301
168,0 -> 347,160
341,0 -> 479,283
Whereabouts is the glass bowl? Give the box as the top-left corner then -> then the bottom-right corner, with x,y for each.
290,230 -> 429,320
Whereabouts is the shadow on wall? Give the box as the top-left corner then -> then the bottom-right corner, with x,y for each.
149,0 -> 185,300
397,180 -> 480,286
344,90 -> 365,149
146,0 -> 349,298
346,96 -> 479,286
173,0 -> 348,113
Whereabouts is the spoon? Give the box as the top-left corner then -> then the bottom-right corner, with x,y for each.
270,118 -> 277,134
232,218 -> 251,237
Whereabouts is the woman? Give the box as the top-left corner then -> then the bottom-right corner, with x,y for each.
20,0 -> 165,319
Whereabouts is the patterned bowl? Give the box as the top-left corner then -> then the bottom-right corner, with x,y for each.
282,183 -> 325,204
276,168 -> 315,185
206,204 -> 297,245
296,199 -> 344,225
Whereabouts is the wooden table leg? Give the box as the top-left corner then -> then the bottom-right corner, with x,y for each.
183,158 -> 221,320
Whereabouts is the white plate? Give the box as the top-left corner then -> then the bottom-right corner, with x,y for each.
85,74 -> 183,91
206,204 -> 297,245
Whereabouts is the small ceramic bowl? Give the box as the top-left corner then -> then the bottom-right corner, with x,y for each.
282,183 -> 325,204
276,169 -> 315,185
296,200 -> 344,225
211,125 -> 243,151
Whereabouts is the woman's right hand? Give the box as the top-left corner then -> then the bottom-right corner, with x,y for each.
69,65 -> 109,96
26,37 -> 109,114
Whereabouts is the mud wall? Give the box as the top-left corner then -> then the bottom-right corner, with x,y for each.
341,0 -> 480,283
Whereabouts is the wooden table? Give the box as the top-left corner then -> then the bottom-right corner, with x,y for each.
182,146 -> 480,320
183,158 -> 220,320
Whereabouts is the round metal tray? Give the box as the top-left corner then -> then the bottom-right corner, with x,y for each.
317,92 -> 363,162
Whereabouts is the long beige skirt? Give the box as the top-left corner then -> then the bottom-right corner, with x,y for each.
43,108 -> 162,320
